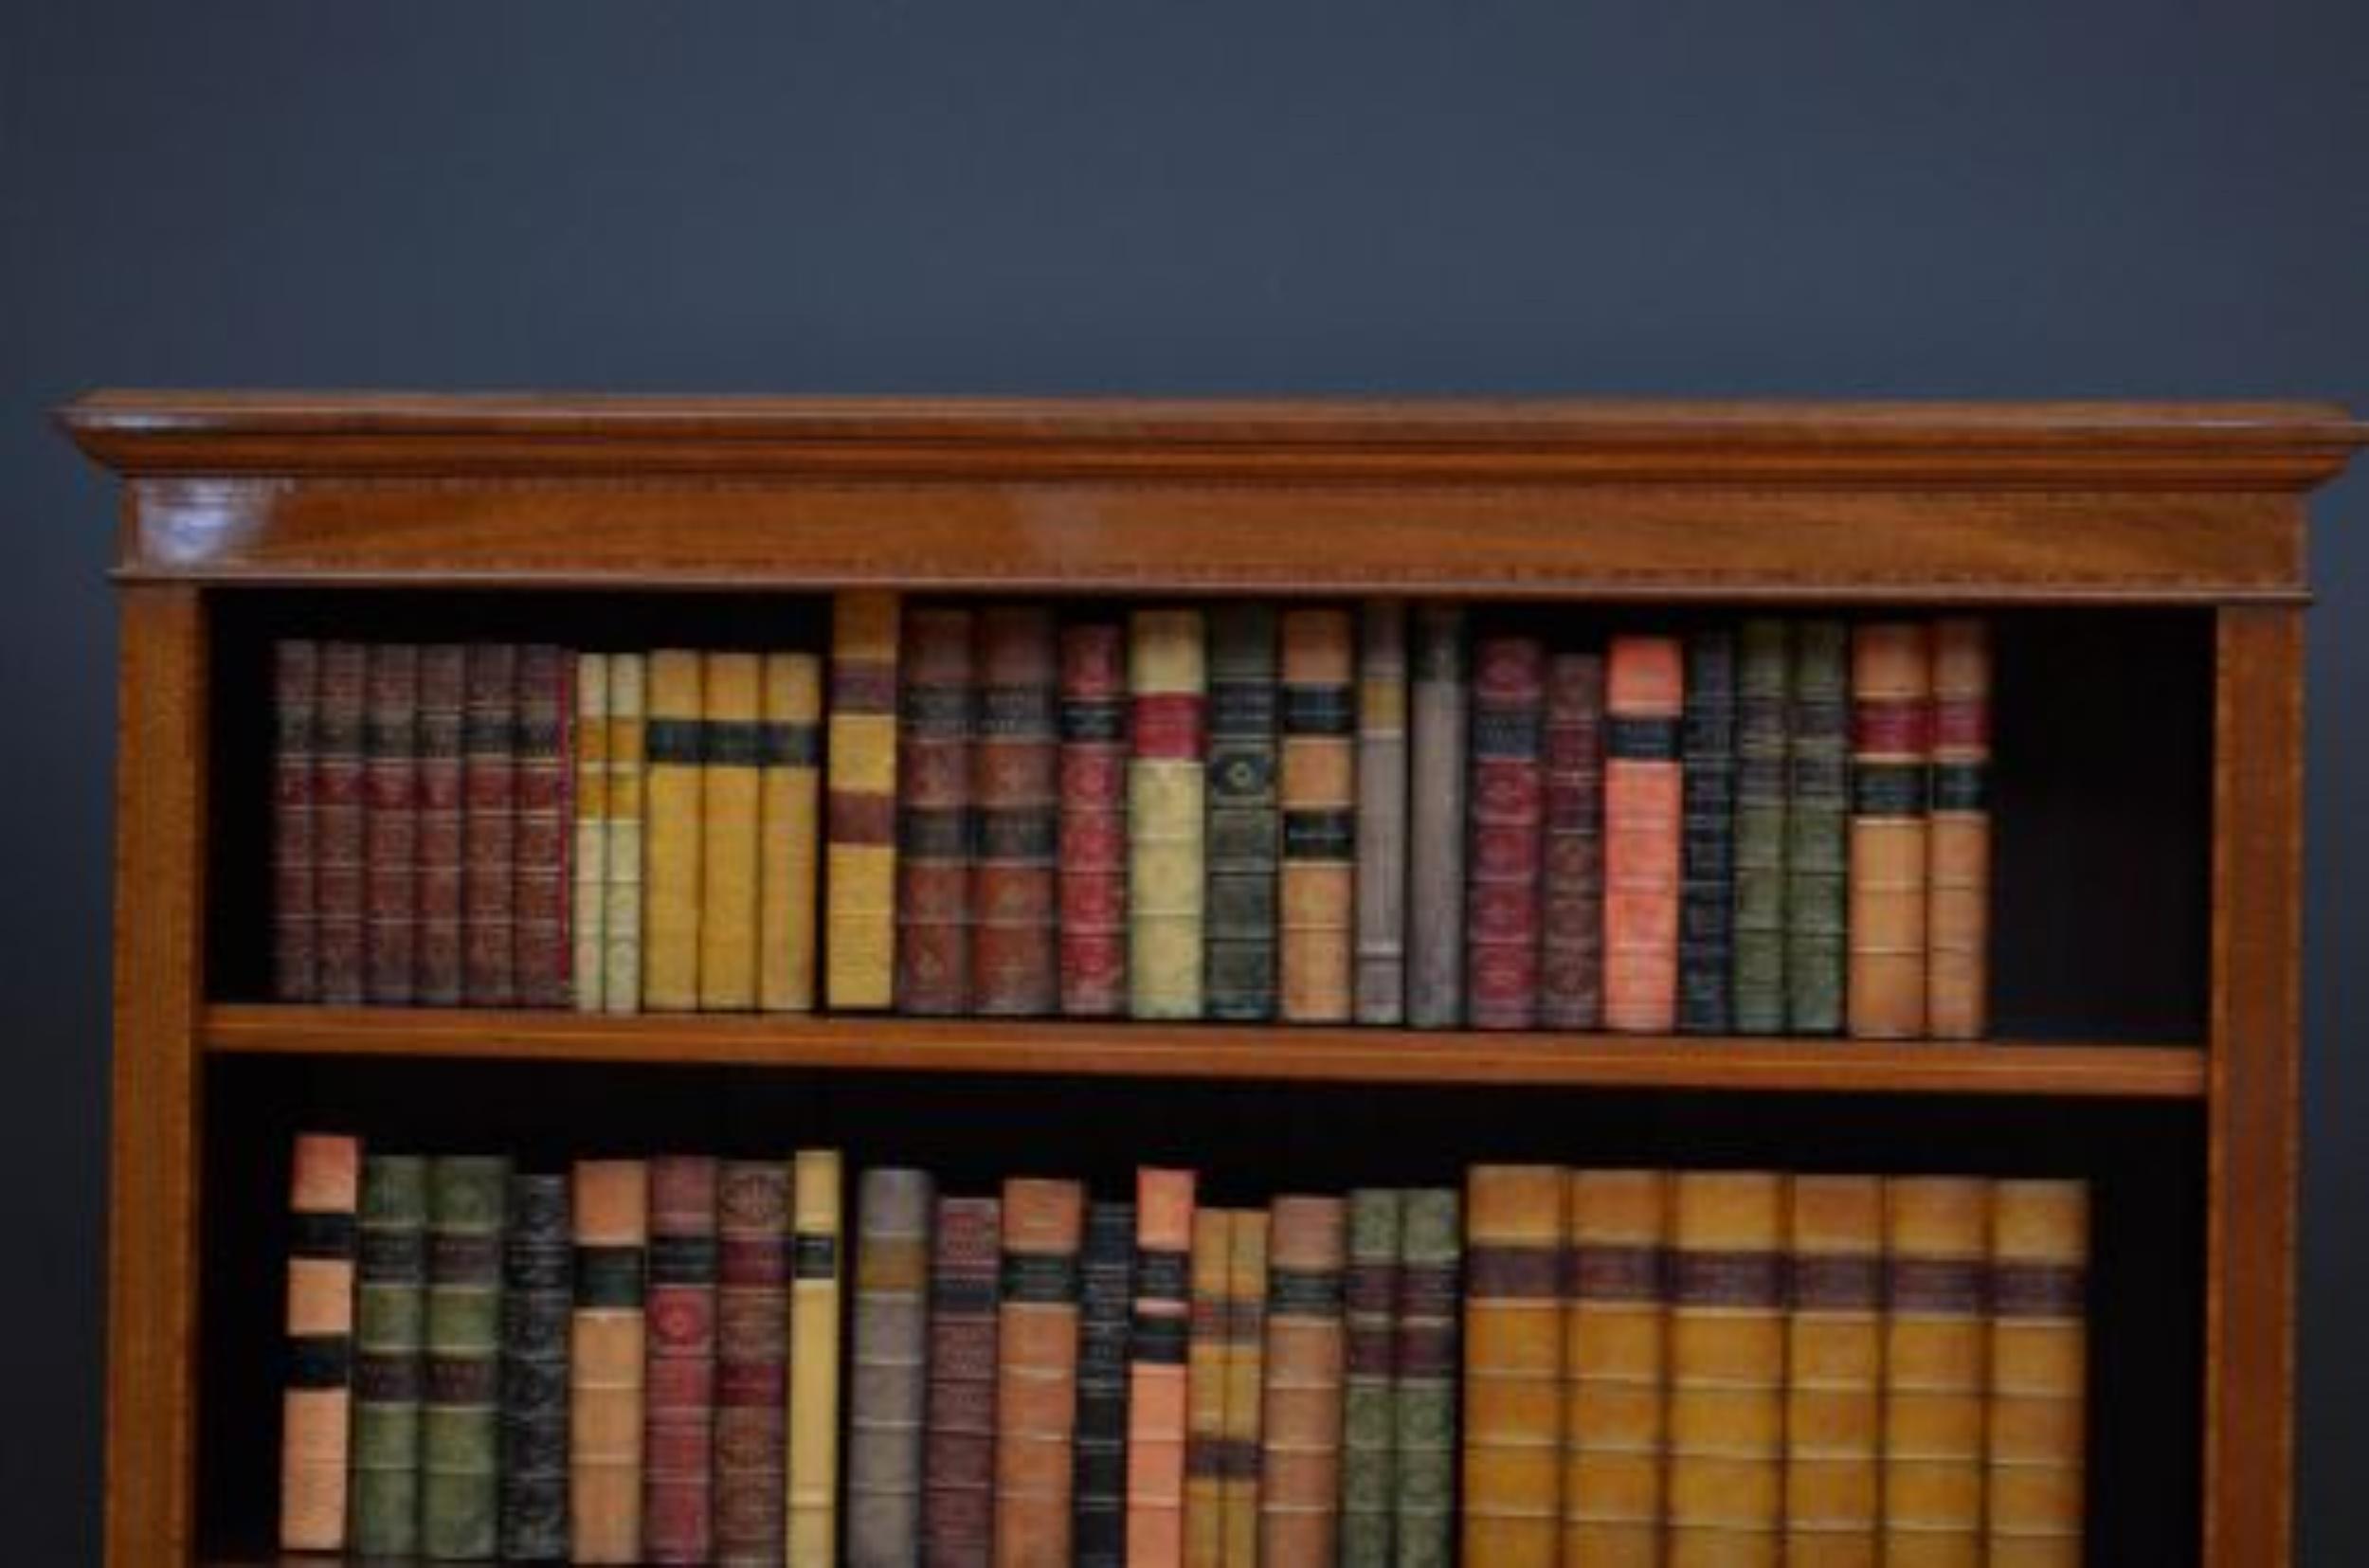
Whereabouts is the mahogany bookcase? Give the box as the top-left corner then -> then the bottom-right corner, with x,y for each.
63,392 -> 2365,1566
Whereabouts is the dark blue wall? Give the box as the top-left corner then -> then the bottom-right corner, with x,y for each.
7,3 -> 2364,1559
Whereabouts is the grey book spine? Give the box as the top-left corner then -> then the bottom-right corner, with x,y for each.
1404,606 -> 1469,1027
1732,621 -> 1792,1034
849,1168 -> 936,1568
1354,604 -> 1410,1024
352,1153 -> 428,1559
499,1172 -> 572,1561
1391,1190 -> 1460,1568
1075,1201 -> 1137,1568
1788,622 -> 1851,1034
1204,604 -> 1280,1020
1679,630 -> 1739,1034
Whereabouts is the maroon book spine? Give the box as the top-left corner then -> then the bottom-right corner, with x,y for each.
314,640 -> 370,1005
514,643 -> 573,1009
645,1155 -> 719,1564
363,644 -> 421,1004
898,609 -> 977,1015
1058,622 -> 1130,1017
973,608 -> 1060,1016
1538,653 -> 1606,1030
271,639 -> 321,1001
414,644 -> 469,1005
924,1196 -> 1002,1568
714,1161 -> 789,1564
463,643 -> 520,1006
1466,636 -> 1546,1030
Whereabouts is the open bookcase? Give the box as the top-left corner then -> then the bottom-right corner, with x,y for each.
65,393 -> 2364,1566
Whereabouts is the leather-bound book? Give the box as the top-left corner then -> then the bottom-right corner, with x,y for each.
994,1178 -> 1088,1568
1258,1196 -> 1347,1568
972,607 -> 1060,1016
827,592 -> 903,1010
1926,620 -> 1993,1040
1562,1169 -> 1667,1568
1129,609 -> 1207,1018
1392,1189 -> 1460,1568
1280,608 -> 1358,1022
1405,606 -> 1469,1027
573,653 -> 610,1012
1354,604 -> 1410,1023
314,640 -> 369,1004
1128,1170 -> 1197,1568
1679,630 -> 1738,1033
698,651 -> 765,1011
1667,1170 -> 1786,1567
1058,621 -> 1130,1017
643,1156 -> 719,1563
898,607 -> 977,1015
461,641 -> 519,1006
270,640 -> 321,1000
1203,604 -> 1280,1022
498,1171 -> 572,1562
713,1161 -> 788,1566
848,1167 -> 934,1568
363,642 -> 421,1003
1339,1189 -> 1402,1568
1075,1200 -> 1136,1568
1461,1165 -> 1565,1568
278,1132 -> 359,1551
423,1156 -> 508,1560
924,1196 -> 1002,1568
1217,1210 -> 1270,1568
1784,1175 -> 1884,1568
1539,652 -> 1606,1031
1467,636 -> 1546,1030
1787,622 -> 1851,1034
1731,621 -> 1791,1035
416,644 -> 469,1004
1987,1181 -> 2087,1568
1850,623 -> 1934,1038
514,643 -> 574,1008
1883,1177 -> 1990,1568
789,1149 -> 847,1568
571,1159 -> 650,1566
758,653 -> 824,1013
1604,637 -> 1685,1033
642,649 -> 706,1011
1182,1210 -> 1232,1568
353,1153 -> 428,1558
601,653 -> 647,1014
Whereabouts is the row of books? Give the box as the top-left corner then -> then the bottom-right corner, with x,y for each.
280,1139 -> 2085,1565
267,600 -> 1995,1038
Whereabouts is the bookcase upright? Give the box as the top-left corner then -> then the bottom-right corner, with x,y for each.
67,392 -> 2364,1567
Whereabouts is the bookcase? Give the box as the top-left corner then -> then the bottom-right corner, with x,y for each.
65,392 -> 2363,1567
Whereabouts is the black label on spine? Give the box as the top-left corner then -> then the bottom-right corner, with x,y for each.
1852,763 -> 1930,817
643,716 -> 704,765
1267,1267 -> 1345,1315
1930,762 -> 1988,813
1605,715 -> 1679,760
285,1333 -> 353,1389
289,1211 -> 357,1258
1129,1315 -> 1189,1363
1283,811 -> 1355,859
1134,1250 -> 1190,1301
1282,687 -> 1355,735
573,1246 -> 646,1307
1002,1253 -> 1080,1304
793,1234 -> 840,1279
1060,700 -> 1126,745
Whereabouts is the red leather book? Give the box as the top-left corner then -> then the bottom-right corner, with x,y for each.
1538,652 -> 1606,1030
313,640 -> 369,1005
1603,637 -> 1685,1033
1058,622 -> 1130,1017
514,643 -> 573,1008
414,644 -> 469,1005
644,1156 -> 719,1563
363,645 -> 421,1003
973,607 -> 1060,1016
925,1197 -> 1003,1568
270,640 -> 321,1001
898,608 -> 977,1015
714,1161 -> 789,1564
1466,636 -> 1546,1030
462,642 -> 520,1006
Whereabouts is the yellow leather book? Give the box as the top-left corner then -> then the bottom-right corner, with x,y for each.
1667,1170 -> 1785,1568
642,649 -> 706,1011
699,651 -> 763,1009
759,653 -> 823,1012
788,1149 -> 845,1567
1883,1178 -> 1990,1568
1183,1209 -> 1234,1568
1462,1165 -> 1565,1568
826,591 -> 901,1009
1562,1169 -> 1666,1568
1129,608 -> 1207,1018
1986,1181 -> 2087,1568
601,654 -> 646,1014
1219,1209 -> 1270,1568
1786,1176 -> 1886,1568
572,653 -> 609,1012
1848,623 -> 1933,1039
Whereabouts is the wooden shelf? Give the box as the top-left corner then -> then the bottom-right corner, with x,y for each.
204,1004 -> 2206,1099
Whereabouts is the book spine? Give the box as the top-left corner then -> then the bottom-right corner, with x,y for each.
270,640 -> 321,1001
899,608 -> 977,1015
1851,622 -> 1934,1038
1667,1170 -> 1786,1566
352,1153 -> 427,1558
364,643 -> 421,1003
1128,1168 -> 1198,1568
1679,630 -> 1738,1033
602,654 -> 647,1014
1338,1189 -> 1402,1568
461,642 -> 519,1006
1354,604 -> 1410,1024
1258,1196 -> 1347,1568
848,1167 -> 934,1568
1405,605 -> 1469,1027
415,644 -> 469,1004
1883,1177 -> 1991,1566
1182,1210 -> 1233,1568
499,1172 -> 572,1562
573,654 -> 611,1012
789,1149 -> 847,1568
1129,609 -> 1208,1019
1058,622 -> 1130,1017
1075,1200 -> 1137,1568
1731,621 -> 1791,1035
827,592 -> 902,1009
1987,1180 -> 2088,1567
642,650 -> 706,1011
1392,1189 -> 1459,1568
423,1156 -> 508,1560
1783,1175 -> 1884,1568
515,643 -> 573,1008
973,607 -> 1061,1016
643,1156 -> 719,1563
1218,1210 -> 1270,1568
1604,636 -> 1684,1033
278,1132 -> 359,1551
1467,636 -> 1546,1030
757,653 -> 823,1012
1461,1165 -> 1564,1568
1561,1169 -> 1667,1568
570,1160 -> 650,1565
314,640 -> 369,1005
1927,619 -> 1993,1040
925,1197 -> 1003,1568
1787,622 -> 1851,1034
1280,608 -> 1358,1023
713,1161 -> 788,1566
1203,604 -> 1280,1022
1538,652 -> 1606,1031
994,1178 -> 1087,1568
698,652 -> 765,1011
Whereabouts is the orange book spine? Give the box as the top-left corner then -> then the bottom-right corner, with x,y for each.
994,1178 -> 1087,1568
1667,1171 -> 1786,1568
1849,623 -> 1933,1038
1786,1176 -> 1886,1568
1986,1181 -> 2088,1568
1926,619 -> 1992,1039
1562,1169 -> 1666,1568
1461,1165 -> 1565,1568
1279,608 -> 1357,1022
571,1159 -> 650,1565
279,1132 -> 360,1552
1604,638 -> 1684,1032
1883,1177 -> 1990,1568
1258,1196 -> 1347,1568
1128,1169 -> 1199,1568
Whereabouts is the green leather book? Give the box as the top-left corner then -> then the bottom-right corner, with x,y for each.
1393,1189 -> 1459,1568
1204,604 -> 1279,1020
1339,1190 -> 1403,1568
353,1154 -> 429,1558
1787,622 -> 1850,1034
1731,620 -> 1791,1034
424,1155 -> 509,1559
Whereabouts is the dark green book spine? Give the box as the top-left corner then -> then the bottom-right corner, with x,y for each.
353,1154 -> 428,1558
1392,1189 -> 1460,1568
424,1156 -> 509,1559
500,1172 -> 572,1560
1788,622 -> 1851,1033
1679,630 -> 1738,1034
1204,604 -> 1279,1020
1340,1190 -> 1403,1568
1076,1200 -> 1137,1568
1732,621 -> 1791,1034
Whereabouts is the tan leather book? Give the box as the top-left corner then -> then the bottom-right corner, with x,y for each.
1667,1170 -> 1785,1568
1562,1169 -> 1667,1568
1986,1181 -> 2088,1568
758,653 -> 823,1012
1130,608 -> 1208,1018
279,1132 -> 360,1552
994,1178 -> 1087,1568
1129,1169 -> 1199,1568
1461,1165 -> 1565,1568
571,1159 -> 650,1565
642,650 -> 706,1011
1786,1176 -> 1886,1568
1183,1209 -> 1234,1568
573,653 -> 610,1011
1849,623 -> 1933,1038
789,1150 -> 846,1567
1883,1178 -> 1990,1568
1219,1209 -> 1271,1568
1258,1196 -> 1347,1568
601,653 -> 647,1014
1604,637 -> 1685,1032
699,652 -> 764,1009
1279,608 -> 1357,1021
826,592 -> 901,1009
1926,620 -> 1992,1039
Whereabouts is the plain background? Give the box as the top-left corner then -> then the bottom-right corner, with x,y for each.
6,2 -> 2365,1559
